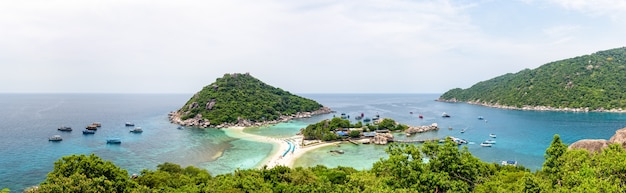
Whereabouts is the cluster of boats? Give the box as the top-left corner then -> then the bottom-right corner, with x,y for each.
49,122 -> 145,143
338,113 -> 380,123
480,134 -> 497,147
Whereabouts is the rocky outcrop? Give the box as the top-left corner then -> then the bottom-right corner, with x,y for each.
188,102 -> 199,111
609,128 -> 626,146
568,139 -> 608,153
372,133 -> 394,145
569,127 -> 626,152
169,106 -> 333,129
405,123 -> 439,134
205,99 -> 216,110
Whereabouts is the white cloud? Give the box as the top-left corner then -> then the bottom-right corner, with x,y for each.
549,0 -> 626,19
1,0 -> 625,93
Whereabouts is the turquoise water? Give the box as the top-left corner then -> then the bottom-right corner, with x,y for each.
1,93 -> 625,191
253,94 -> 626,171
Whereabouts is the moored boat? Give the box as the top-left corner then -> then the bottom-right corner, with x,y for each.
501,160 -> 518,166
48,135 -> 62,141
363,117 -> 371,122
484,139 -> 496,144
418,114 -> 423,119
92,122 -> 102,127
372,114 -> 380,121
129,127 -> 143,133
177,126 -> 184,130
86,124 -> 98,130
442,112 -> 450,118
82,130 -> 96,134
125,122 -> 135,127
478,116 -> 484,120
106,138 -> 121,144
57,126 -> 72,131
489,133 -> 496,138
480,142 -> 492,147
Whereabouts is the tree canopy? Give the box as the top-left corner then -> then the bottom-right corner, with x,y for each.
177,73 -> 324,125
440,47 -> 626,110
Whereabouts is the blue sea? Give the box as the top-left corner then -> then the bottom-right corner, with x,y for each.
1,93 -> 625,191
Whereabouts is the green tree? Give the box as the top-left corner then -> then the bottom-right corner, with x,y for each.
542,134 -> 567,185
38,154 -> 135,193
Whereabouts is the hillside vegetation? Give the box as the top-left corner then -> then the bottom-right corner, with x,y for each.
440,47 -> 626,110
175,73 -> 324,126
28,135 -> 626,192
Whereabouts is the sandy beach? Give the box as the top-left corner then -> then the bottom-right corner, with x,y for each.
224,127 -> 337,169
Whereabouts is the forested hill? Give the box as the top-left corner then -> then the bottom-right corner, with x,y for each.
171,73 -> 326,127
439,47 -> 626,111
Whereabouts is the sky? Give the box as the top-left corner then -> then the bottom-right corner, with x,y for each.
1,0 -> 626,94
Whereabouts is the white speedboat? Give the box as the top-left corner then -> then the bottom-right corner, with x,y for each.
484,139 -> 496,144
49,135 -> 62,141
129,127 -> 143,133
480,142 -> 492,147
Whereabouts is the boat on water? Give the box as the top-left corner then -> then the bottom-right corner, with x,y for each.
92,122 -> 102,127
129,127 -> 143,133
125,122 -> 135,127
57,126 -> 72,131
106,138 -> 121,144
478,116 -> 484,120
501,160 -> 518,166
330,150 -> 344,154
484,139 -> 496,144
49,135 -> 62,141
418,114 -> 423,119
460,129 -> 466,133
480,142 -> 492,147
86,124 -> 98,130
449,136 -> 467,145
489,134 -> 496,138
372,114 -> 380,121
82,130 -> 95,134
363,117 -> 371,122
442,112 -> 450,118
177,126 -> 184,130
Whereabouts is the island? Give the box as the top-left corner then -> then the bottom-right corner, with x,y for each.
169,72 -> 331,128
438,47 -> 626,112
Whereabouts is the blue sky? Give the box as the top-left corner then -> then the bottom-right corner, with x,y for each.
1,0 -> 625,94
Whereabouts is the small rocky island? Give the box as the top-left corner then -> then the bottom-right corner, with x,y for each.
169,73 -> 331,128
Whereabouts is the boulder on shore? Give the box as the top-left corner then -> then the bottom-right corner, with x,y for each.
568,139 -> 608,153
569,127 -> 626,152
372,133 -> 394,145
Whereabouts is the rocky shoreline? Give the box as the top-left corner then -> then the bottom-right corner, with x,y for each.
436,98 -> 626,113
169,107 -> 333,129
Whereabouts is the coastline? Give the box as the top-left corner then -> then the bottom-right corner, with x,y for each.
169,107 -> 333,129
222,126 -> 337,169
437,98 -> 626,113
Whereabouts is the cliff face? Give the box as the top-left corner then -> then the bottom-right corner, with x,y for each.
569,127 -> 626,153
169,73 -> 331,128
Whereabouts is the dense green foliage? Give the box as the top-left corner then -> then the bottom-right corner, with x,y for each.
300,117 -> 360,141
440,47 -> 626,110
300,117 -> 408,141
34,135 -> 626,192
178,73 -> 323,125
